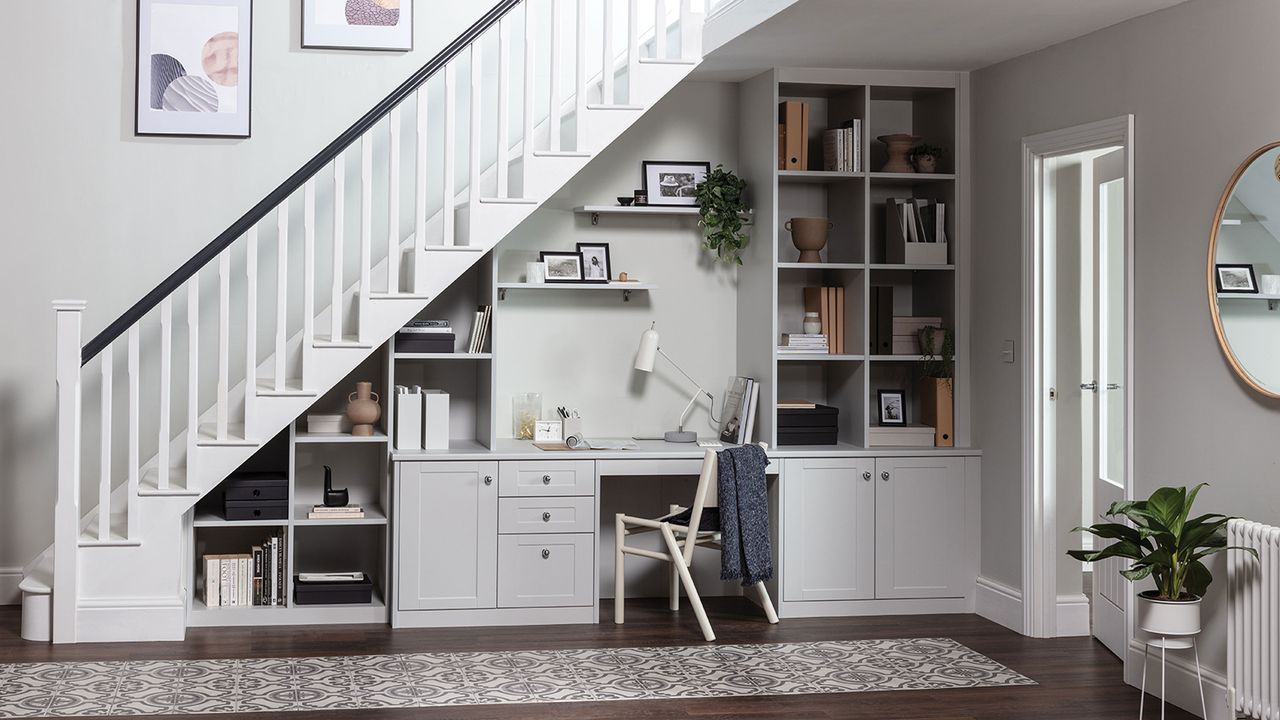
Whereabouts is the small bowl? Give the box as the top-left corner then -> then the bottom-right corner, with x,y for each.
617,196 -> 635,207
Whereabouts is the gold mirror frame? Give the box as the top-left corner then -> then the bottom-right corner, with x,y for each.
1207,141 -> 1280,400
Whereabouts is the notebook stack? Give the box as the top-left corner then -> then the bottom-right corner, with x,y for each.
395,319 -> 454,353
307,504 -> 365,520
778,333 -> 828,355
776,400 -> 839,446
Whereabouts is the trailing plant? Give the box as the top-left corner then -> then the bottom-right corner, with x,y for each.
909,143 -> 946,162
1068,484 -> 1257,601
918,326 -> 954,383
694,165 -> 752,265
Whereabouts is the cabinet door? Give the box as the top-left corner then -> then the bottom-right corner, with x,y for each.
397,461 -> 498,610
781,457 -> 876,602
874,457 -> 966,599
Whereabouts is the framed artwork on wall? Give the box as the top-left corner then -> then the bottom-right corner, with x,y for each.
642,161 -> 710,206
136,0 -> 252,138
302,0 -> 413,51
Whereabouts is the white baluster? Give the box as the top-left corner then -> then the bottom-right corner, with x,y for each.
332,153 -> 345,341
654,0 -> 667,59
126,326 -> 139,541
244,227 -> 258,425
413,88 -> 428,291
469,43 -> 483,216
275,203 -> 288,388
443,63 -> 457,246
303,179 -> 316,381
157,297 -> 171,491
53,300 -> 86,644
680,0 -> 693,59
523,3 -> 537,165
98,346 -> 112,541
216,249 -> 230,440
387,107 -> 401,290
186,276 -> 199,484
602,0 -> 615,104
359,133 -> 372,342
575,0 -> 588,151
549,0 -> 562,153
496,19 -> 511,199
627,0 -> 639,104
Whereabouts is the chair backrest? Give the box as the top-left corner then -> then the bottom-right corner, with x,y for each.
681,443 -> 768,561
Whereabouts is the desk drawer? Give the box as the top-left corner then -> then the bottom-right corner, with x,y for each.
499,460 -> 594,497
498,533 -> 593,608
499,497 -> 595,534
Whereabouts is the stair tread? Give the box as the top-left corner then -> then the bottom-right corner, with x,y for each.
639,56 -> 699,65
196,423 -> 258,447
533,151 -> 592,158
586,104 -> 644,111
256,378 -> 318,397
421,245 -> 485,252
369,292 -> 433,300
19,554 -> 53,594
479,197 -> 539,205
313,334 -> 375,349
80,510 -> 139,547
140,467 -> 199,496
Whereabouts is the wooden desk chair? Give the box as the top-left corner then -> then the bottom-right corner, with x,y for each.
613,444 -> 779,641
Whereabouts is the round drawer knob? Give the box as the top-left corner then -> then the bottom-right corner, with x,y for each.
542,512 -> 552,522
484,475 -> 493,486
881,471 -> 890,481
862,471 -> 872,481
252,489 -> 261,497
541,549 -> 551,559
542,474 -> 552,485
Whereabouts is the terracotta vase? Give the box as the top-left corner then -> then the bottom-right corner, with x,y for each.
346,382 -> 382,437
786,217 -> 833,263
877,134 -> 920,173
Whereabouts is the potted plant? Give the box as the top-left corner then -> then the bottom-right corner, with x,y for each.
909,143 -> 946,173
1069,484 -> 1257,636
916,326 -> 954,446
694,164 -> 752,265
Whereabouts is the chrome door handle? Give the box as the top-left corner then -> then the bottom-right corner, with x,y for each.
542,512 -> 552,522
541,549 -> 551,559
1081,382 -> 1098,392
483,475 -> 493,486
862,471 -> 872,481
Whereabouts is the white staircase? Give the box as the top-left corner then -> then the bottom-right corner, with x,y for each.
23,0 -> 708,644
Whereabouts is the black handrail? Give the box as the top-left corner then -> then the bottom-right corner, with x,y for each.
81,0 -> 523,366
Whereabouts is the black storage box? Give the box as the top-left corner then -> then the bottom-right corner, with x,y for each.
395,333 -> 456,353
222,471 -> 288,501
224,499 -> 288,521
293,574 -> 374,605
777,403 -> 840,428
777,427 -> 839,446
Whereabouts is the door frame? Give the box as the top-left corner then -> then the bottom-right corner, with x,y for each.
1020,115 -> 1135,640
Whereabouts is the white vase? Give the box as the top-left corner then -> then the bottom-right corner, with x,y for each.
1260,274 -> 1280,296
802,312 -> 822,335
1136,591 -> 1202,636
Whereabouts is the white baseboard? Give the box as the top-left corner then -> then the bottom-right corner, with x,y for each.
975,576 -> 1023,633
76,597 -> 187,643
1125,638 -> 1225,720
1055,592 -> 1090,637
0,566 -> 21,606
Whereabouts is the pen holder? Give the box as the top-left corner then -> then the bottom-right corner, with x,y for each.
563,416 -> 584,446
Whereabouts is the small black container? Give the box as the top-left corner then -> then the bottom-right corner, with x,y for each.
293,574 -> 374,605
777,427 -> 839,446
224,499 -> 288,521
222,471 -> 288,501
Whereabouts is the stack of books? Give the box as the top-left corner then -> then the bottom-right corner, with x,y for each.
203,530 -> 286,608
777,401 -> 839,446
778,333 -> 829,355
718,377 -> 760,444
822,120 -> 862,172
395,320 -> 454,353
466,305 -> 492,354
307,504 -> 365,520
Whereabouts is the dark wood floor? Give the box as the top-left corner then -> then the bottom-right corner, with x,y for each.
0,599 -> 1192,720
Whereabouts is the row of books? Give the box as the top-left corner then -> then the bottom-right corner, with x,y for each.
888,198 -> 948,245
778,286 -> 849,355
778,333 -> 827,354
307,504 -> 365,520
203,531 -> 286,608
466,305 -> 492,354
822,121 -> 862,173
718,377 -> 760,445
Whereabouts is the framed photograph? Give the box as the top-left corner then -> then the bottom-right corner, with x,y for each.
576,243 -> 612,284
1215,264 -> 1259,294
643,161 -> 710,206
136,0 -> 252,138
302,0 -> 413,51
878,389 -> 906,426
540,252 -> 584,283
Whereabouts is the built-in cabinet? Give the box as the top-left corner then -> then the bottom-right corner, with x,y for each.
397,462 -> 497,611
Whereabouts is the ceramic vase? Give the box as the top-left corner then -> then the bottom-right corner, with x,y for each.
1136,592 -> 1202,636
877,134 -> 920,173
786,217 -> 833,263
346,382 -> 382,437
912,154 -> 938,173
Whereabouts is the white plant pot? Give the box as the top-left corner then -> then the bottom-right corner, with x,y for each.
1136,591 -> 1202,636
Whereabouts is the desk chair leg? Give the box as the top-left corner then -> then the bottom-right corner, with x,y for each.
660,524 -> 714,642
754,582 -> 779,624
614,513 -> 625,625
668,504 -> 681,612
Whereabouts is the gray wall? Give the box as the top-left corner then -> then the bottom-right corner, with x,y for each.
972,0 -> 1280,688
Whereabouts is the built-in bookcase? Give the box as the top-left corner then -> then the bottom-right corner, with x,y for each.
737,68 -> 970,450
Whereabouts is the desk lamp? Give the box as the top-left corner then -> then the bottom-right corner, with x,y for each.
633,322 -> 712,443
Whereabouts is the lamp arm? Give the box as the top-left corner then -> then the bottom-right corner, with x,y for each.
658,347 -> 716,429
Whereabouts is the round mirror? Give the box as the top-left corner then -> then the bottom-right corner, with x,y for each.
1209,142 -> 1280,399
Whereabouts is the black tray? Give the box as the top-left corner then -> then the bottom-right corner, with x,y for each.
293,574 -> 374,605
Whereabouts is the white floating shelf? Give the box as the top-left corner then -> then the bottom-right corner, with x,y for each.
575,205 -> 700,216
1217,293 -> 1280,300
294,430 -> 389,444
394,352 -> 492,361
497,282 -> 655,301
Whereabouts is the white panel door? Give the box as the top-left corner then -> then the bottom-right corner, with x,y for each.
874,457 -> 967,599
397,461 -> 498,610
781,457 -> 875,602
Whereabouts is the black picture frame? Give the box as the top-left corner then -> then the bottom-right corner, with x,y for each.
540,251 -> 584,283
642,161 -> 711,206
575,243 -> 612,284
878,389 -> 906,426
1215,264 -> 1259,294
301,0 -> 414,52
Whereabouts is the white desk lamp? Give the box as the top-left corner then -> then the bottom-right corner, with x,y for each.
633,322 -> 713,443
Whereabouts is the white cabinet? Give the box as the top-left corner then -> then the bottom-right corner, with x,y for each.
873,457 -> 968,599
397,461 -> 498,610
782,457 -> 876,601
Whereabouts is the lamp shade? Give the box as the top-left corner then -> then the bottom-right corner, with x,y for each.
634,323 -> 659,372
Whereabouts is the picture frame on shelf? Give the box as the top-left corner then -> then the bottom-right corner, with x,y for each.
878,389 -> 906,426
136,0 -> 252,138
642,161 -> 710,206
302,0 -> 413,51
576,243 -> 612,283
540,251 -> 584,283
1215,263 -> 1259,294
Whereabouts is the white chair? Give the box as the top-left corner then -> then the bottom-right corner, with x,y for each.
613,444 -> 779,641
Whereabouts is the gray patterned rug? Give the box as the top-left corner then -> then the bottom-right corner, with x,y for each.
0,637 -> 1035,717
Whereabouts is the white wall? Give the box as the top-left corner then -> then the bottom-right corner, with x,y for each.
972,0 -> 1280,704
0,1 -> 489,583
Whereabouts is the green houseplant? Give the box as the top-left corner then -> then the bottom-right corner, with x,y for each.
1069,484 -> 1256,635
909,143 -> 946,173
694,165 -> 752,265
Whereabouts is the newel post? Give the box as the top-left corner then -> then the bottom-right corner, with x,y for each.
52,299 -> 85,644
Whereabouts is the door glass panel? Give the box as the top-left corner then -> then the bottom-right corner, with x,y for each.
1098,177 -> 1126,488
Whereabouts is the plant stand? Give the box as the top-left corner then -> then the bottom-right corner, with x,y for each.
1137,634 -> 1206,720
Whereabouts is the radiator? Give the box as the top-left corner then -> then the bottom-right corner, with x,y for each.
1228,519 -> 1280,720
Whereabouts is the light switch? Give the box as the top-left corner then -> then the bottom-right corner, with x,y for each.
1000,340 -> 1016,364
